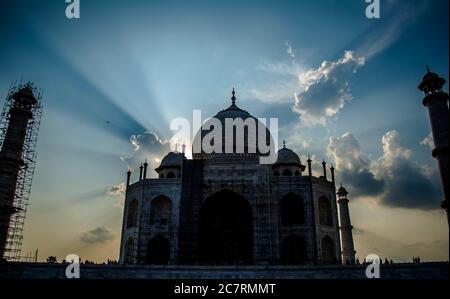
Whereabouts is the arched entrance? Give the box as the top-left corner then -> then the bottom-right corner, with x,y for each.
146,235 -> 170,265
123,237 -> 135,264
321,235 -> 336,264
280,234 -> 307,264
199,189 -> 252,264
281,192 -> 305,226
318,196 -> 333,226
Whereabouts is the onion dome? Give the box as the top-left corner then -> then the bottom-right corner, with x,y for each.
418,66 -> 446,92
275,142 -> 301,165
337,185 -> 348,196
192,89 -> 274,159
156,152 -> 185,171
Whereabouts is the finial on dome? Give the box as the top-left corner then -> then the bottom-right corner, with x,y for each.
283,140 -> 286,148
231,87 -> 236,105
426,65 -> 430,73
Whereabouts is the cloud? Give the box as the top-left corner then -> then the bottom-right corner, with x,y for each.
372,130 -> 441,209
106,182 -> 126,207
121,130 -> 170,178
294,51 -> 365,126
243,61 -> 301,104
328,130 -> 441,210
285,41 -> 295,59
421,133 -> 434,150
327,132 -> 384,197
80,226 -> 115,244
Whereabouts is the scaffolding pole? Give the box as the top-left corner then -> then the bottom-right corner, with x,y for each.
0,82 -> 43,262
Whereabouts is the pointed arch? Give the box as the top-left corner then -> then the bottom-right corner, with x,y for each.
146,235 -> 170,265
150,195 -> 172,225
318,196 -> 333,226
280,234 -> 307,264
126,199 -> 138,228
123,237 -> 135,264
281,192 -> 305,226
199,189 -> 252,264
321,235 -> 336,264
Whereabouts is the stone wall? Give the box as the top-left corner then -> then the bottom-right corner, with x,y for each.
1,262 -> 448,279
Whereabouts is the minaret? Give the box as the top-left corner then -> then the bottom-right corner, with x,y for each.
143,160 -> 148,180
418,67 -> 449,225
321,160 -> 327,180
337,185 -> 355,264
0,83 -> 38,259
139,164 -> 144,181
126,169 -> 132,188
307,156 -> 312,177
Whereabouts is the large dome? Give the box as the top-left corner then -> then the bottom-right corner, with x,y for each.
192,90 -> 274,160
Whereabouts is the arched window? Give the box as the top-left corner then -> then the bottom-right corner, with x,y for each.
273,171 -> 280,177
167,171 -> 175,178
126,199 -> 138,228
281,193 -> 305,226
281,234 -> 307,264
282,169 -> 292,176
150,195 -> 172,225
318,196 -> 333,226
124,238 -> 135,264
146,235 -> 170,265
321,236 -> 336,264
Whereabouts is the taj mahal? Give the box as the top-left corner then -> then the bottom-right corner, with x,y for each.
118,90 -> 356,266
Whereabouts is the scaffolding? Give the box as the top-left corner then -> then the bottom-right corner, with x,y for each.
0,81 -> 43,262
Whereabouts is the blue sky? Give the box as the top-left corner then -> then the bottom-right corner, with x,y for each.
0,0 -> 448,262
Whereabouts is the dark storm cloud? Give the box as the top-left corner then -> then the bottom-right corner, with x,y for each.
327,132 -> 385,198
328,131 -> 442,210
80,226 -> 114,244
373,131 -> 442,210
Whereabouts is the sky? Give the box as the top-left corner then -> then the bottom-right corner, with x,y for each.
0,0 -> 448,263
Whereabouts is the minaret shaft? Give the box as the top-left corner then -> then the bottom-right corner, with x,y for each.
419,69 -> 449,225
0,86 -> 37,259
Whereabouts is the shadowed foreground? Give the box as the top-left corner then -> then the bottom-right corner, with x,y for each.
0,262 -> 448,279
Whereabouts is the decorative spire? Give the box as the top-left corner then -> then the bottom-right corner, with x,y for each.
426,65 -> 430,73
283,140 -> 286,148
231,88 -> 236,105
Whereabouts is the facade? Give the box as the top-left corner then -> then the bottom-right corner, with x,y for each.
119,91 -> 355,265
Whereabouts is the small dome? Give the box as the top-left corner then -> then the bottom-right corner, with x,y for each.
337,185 -> 348,195
422,71 -> 439,82
159,152 -> 185,168
418,67 -> 446,91
275,146 -> 301,165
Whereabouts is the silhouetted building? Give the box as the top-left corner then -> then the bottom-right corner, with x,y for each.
119,90 -> 354,266
418,68 -> 449,225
